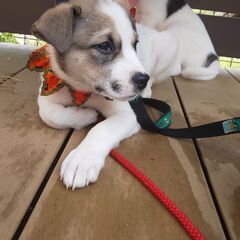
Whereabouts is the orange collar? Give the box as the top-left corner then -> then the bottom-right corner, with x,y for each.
26,45 -> 91,106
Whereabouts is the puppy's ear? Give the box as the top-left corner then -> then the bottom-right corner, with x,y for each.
31,3 -> 81,53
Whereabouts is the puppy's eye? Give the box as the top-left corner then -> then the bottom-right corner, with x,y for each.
134,40 -> 139,51
95,41 -> 113,54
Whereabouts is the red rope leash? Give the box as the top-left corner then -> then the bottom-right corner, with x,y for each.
110,149 -> 205,240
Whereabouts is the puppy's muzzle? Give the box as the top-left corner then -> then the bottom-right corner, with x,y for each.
132,72 -> 150,90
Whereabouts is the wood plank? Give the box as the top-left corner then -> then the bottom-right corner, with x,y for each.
0,44 -> 35,79
0,69 -> 69,240
174,70 -> 240,240
20,79 -> 225,240
227,68 -> 240,83
199,15 -> 240,58
187,0 -> 240,13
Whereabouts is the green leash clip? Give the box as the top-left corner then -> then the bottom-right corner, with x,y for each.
155,111 -> 173,129
223,118 -> 240,134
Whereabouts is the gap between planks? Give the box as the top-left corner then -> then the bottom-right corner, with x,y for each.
171,77 -> 231,240
225,68 -> 240,84
0,67 -> 26,86
12,129 -> 74,240
10,72 -> 234,239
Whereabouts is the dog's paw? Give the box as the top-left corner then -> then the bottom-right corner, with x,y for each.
60,148 -> 104,190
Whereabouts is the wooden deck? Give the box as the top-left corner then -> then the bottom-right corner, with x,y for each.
0,44 -> 239,240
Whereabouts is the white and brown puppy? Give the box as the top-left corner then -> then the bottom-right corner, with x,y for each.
134,0 -> 220,80
32,0 -> 177,189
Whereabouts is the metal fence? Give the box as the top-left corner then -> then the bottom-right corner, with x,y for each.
0,8 -> 239,68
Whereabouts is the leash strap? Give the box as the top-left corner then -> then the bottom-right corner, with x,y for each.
129,96 -> 240,139
110,149 -> 205,240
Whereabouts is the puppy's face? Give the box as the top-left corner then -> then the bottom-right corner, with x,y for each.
32,0 -> 149,101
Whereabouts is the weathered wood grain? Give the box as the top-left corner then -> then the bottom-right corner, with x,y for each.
227,68 -> 240,83
174,70 -> 240,240
0,69 -> 69,240
20,80 -> 225,240
0,44 -> 35,79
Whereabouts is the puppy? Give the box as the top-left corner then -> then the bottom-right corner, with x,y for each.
32,0 -> 178,189
134,0 -> 220,80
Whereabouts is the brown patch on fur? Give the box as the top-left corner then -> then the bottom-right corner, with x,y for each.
56,0 -> 134,92
32,3 -> 81,53
38,0 -> 137,96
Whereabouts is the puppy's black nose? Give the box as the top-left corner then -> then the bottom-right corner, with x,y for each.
132,72 -> 150,90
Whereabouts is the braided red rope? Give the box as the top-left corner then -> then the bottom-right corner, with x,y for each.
110,149 -> 205,240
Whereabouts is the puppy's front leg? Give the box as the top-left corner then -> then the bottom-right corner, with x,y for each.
61,109 -> 140,189
38,96 -> 98,130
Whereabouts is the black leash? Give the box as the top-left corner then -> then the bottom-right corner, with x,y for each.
129,96 -> 240,139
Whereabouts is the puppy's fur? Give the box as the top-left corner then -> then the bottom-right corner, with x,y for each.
33,0 -> 177,189
32,0 -> 218,189
134,0 -> 220,80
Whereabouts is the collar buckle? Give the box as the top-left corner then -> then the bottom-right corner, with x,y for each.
223,118 -> 240,134
155,111 -> 173,129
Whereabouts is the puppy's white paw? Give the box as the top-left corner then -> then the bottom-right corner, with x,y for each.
60,148 -> 104,189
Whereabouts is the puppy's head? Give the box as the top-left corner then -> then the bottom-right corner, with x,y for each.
32,0 -> 149,101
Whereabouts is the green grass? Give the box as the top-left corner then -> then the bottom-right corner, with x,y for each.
0,32 -> 45,46
0,32 -> 239,68
219,57 -> 240,68
0,32 -> 18,44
